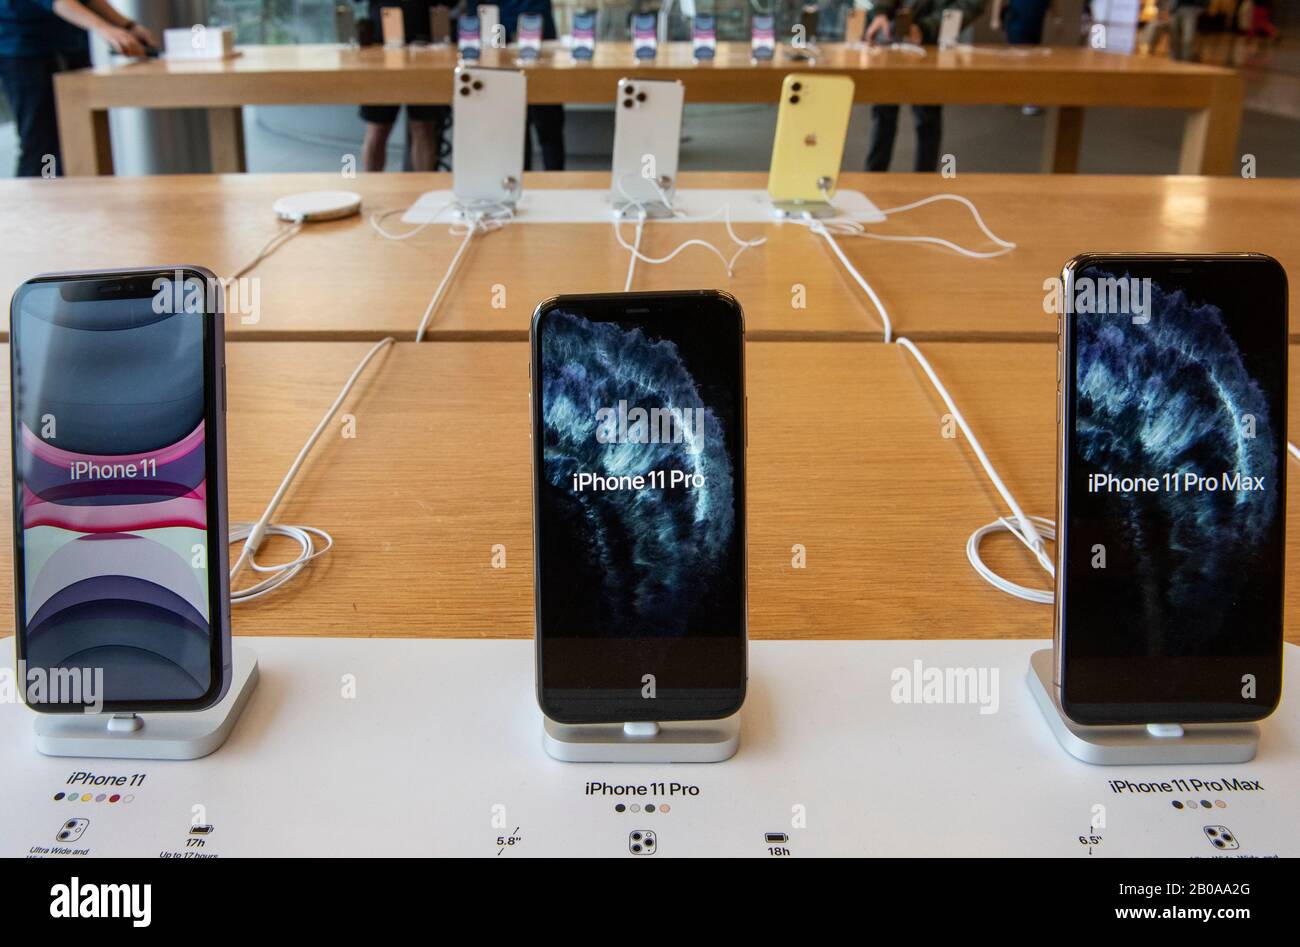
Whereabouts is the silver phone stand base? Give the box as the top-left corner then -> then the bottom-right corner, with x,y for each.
770,200 -> 835,219
612,199 -> 675,220
1026,649 -> 1259,765
543,714 -> 740,763
33,645 -> 259,761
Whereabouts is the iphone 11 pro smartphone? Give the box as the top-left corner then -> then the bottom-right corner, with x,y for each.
768,73 -> 855,203
530,291 -> 747,724
1056,253 -> 1286,725
10,268 -> 232,712
611,77 -> 685,208
452,65 -> 526,206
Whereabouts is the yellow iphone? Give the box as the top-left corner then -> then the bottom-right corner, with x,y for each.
767,74 -> 856,204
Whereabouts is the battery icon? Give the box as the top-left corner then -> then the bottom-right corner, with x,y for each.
189,824 -> 215,836
764,832 -> 789,844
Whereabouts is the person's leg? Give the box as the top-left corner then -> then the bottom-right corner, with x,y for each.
527,105 -> 566,171
866,104 -> 900,172
361,122 -> 393,171
358,105 -> 399,171
0,54 -> 63,177
912,105 -> 943,173
407,120 -> 436,171
405,106 -> 447,172
1170,8 -> 1199,60
1185,7 -> 1202,60
535,106 -> 566,171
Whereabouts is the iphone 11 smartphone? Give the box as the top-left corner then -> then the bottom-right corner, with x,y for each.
10,268 -> 232,712
768,73 -> 855,203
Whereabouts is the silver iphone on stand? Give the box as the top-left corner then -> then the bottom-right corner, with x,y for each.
611,77 -> 684,216
452,66 -> 527,207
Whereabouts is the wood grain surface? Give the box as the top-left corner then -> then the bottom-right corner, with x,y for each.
2,340 -> 1295,642
3,172 -> 1296,342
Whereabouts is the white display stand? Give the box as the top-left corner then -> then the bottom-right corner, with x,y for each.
2,638 -> 1296,858
543,715 -> 740,763
32,645 -> 259,761
1026,649 -> 1260,766
401,188 -> 886,226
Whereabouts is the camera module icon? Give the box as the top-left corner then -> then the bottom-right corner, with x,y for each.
1203,825 -> 1239,851
629,830 -> 656,855
57,819 -> 89,842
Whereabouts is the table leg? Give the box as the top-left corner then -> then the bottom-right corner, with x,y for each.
207,107 -> 247,173
1178,76 -> 1244,175
1040,106 -> 1083,174
54,73 -> 113,176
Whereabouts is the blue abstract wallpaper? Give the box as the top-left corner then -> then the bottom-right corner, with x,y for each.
536,311 -> 740,638
1067,270 -> 1284,657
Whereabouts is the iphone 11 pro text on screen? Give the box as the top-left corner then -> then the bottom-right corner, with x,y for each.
530,292 -> 747,724
1056,254 -> 1286,725
10,268 -> 231,713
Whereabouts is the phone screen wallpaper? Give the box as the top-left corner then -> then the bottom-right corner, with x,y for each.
1066,267 -> 1284,662
536,309 -> 742,640
13,288 -> 212,703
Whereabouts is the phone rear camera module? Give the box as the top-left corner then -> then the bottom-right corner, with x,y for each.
636,92 -> 646,102
623,84 -> 634,95
789,95 -> 800,104
472,80 -> 483,90
791,81 -> 802,92
459,87 -> 470,96
623,99 -> 634,108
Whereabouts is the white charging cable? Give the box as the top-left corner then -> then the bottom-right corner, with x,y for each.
796,199 -> 1055,603
816,187 -> 1017,260
229,336 -> 396,603
231,219 -> 304,280
614,174 -> 767,290
371,200 -> 514,341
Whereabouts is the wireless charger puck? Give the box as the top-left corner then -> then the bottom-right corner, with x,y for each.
272,190 -> 362,223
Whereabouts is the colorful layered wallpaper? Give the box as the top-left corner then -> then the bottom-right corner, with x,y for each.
14,287 -> 212,702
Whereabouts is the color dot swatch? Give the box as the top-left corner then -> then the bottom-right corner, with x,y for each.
53,790 -> 130,804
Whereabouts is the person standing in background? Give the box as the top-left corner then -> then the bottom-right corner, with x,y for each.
493,0 -> 565,170
994,0 -> 1053,44
1168,0 -> 1208,59
864,0 -> 987,172
0,0 -> 156,176
992,0 -> 1052,115
359,0 -> 453,171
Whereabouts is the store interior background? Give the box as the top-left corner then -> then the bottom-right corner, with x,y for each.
0,0 -> 1296,177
